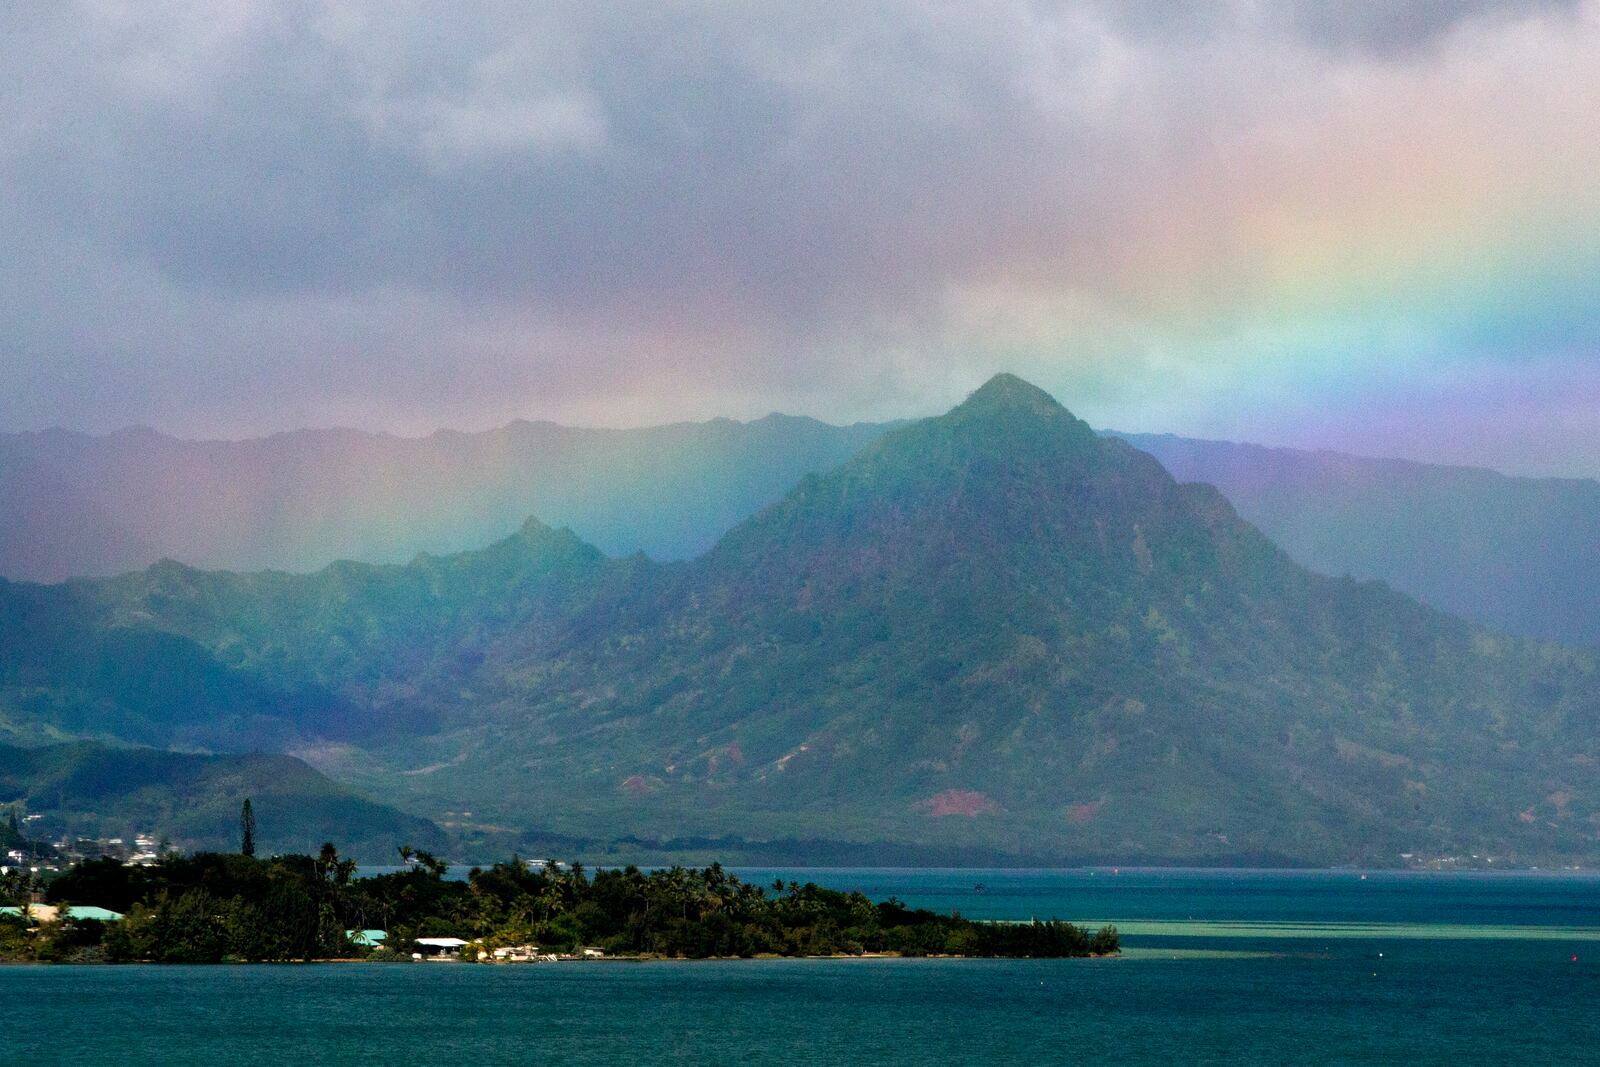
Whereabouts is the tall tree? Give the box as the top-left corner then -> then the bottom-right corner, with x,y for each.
239,798 -> 256,858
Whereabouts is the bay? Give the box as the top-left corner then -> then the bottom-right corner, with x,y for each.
5,868 -> 1598,1065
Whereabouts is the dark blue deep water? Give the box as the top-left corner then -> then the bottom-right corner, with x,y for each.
6,869 -> 1599,1065
733,865 -> 1600,926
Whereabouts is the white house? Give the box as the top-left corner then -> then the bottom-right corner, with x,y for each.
413,937 -> 469,959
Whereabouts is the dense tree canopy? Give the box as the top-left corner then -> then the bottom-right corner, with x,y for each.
16,846 -> 1116,963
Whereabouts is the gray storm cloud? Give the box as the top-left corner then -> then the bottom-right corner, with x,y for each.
1,0 -> 1597,474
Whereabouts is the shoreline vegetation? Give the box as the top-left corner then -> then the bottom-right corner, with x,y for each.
0,844 -> 1118,964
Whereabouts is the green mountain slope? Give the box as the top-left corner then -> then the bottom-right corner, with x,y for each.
4,375 -> 1598,865
395,374 -> 1596,864
0,742 -> 447,860
0,519 -> 617,747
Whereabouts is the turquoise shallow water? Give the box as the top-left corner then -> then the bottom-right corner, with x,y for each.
6,869 -> 1599,1065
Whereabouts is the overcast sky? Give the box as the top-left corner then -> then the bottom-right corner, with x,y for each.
3,1 -> 1598,475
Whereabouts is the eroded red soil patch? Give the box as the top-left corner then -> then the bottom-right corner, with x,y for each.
621,774 -> 659,797
1066,798 -> 1105,824
917,789 -> 1001,817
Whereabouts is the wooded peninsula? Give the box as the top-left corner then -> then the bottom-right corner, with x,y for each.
1,844 -> 1118,963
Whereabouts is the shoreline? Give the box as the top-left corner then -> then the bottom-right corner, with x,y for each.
0,950 -> 1123,967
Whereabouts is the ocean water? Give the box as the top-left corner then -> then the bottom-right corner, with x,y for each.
6,869 -> 1599,1066
732,865 -> 1600,926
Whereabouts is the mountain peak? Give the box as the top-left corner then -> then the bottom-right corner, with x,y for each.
957,373 -> 1064,417
934,372 -> 1099,454
518,515 -> 555,538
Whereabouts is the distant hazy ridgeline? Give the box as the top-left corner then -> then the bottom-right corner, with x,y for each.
0,416 -> 893,579
1119,433 -> 1600,646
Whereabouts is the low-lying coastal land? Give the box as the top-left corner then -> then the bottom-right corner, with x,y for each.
7,867 -> 1597,1066
0,846 -> 1117,964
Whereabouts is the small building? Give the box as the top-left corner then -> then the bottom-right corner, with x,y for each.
347,929 -> 387,948
491,944 -> 543,962
413,937 -> 469,959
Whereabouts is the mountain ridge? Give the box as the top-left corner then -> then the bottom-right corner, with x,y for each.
463,376 -> 1592,864
1116,431 -> 1600,644
3,375 -> 1597,865
9,395 -> 1600,646
0,413 -> 899,579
